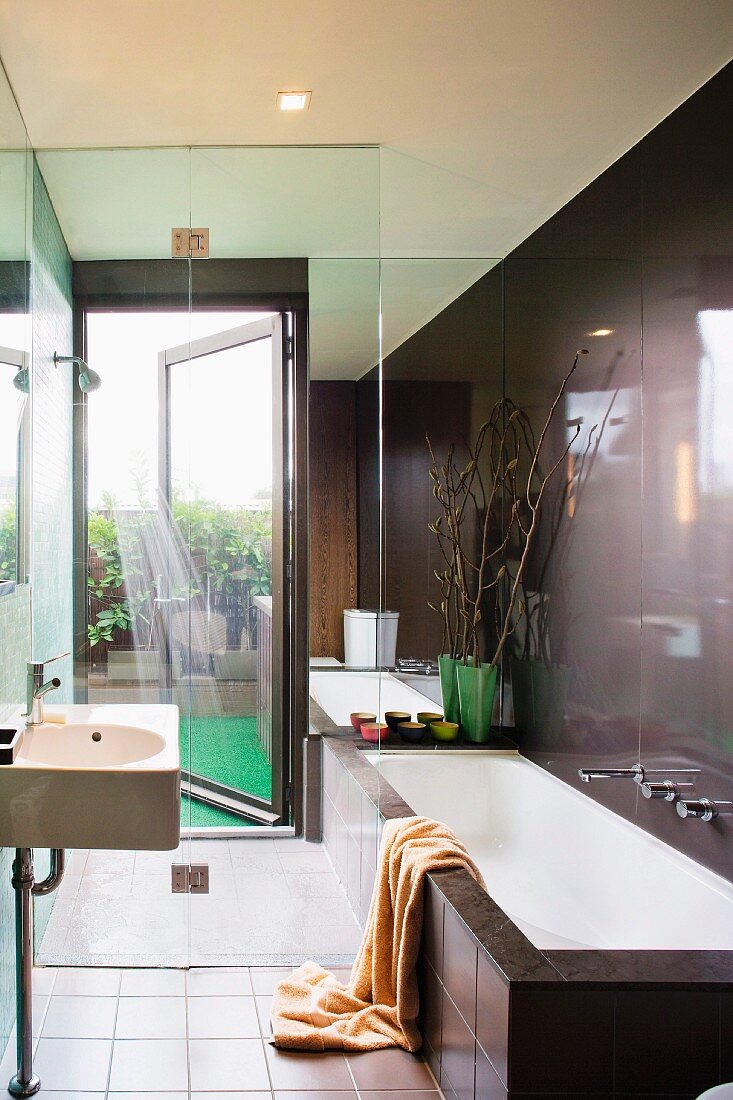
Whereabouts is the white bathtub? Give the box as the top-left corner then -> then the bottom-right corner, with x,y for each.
366,750 -> 733,951
309,669 -> 436,727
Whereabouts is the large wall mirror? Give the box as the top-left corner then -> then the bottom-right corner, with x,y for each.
0,66 -> 29,595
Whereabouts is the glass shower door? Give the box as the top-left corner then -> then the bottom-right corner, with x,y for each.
159,316 -> 291,826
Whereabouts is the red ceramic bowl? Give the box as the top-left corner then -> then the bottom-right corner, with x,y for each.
350,711 -> 377,730
360,722 -> 390,744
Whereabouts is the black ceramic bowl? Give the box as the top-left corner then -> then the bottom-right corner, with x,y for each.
384,710 -> 411,732
397,721 -> 427,744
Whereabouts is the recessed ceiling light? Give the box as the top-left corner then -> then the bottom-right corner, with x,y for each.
588,328 -> 614,337
277,90 -> 312,111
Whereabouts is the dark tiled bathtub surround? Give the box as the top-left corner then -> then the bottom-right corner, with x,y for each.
317,729 -> 733,1099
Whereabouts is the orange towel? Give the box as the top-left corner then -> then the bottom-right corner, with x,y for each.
270,815 -> 485,1052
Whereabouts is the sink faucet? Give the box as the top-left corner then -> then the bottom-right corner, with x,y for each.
25,653 -> 69,726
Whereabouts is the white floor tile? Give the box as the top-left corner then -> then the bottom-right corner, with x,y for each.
250,968 -> 293,995
40,828 -> 357,966
228,838 -> 277,853
109,1095 -> 187,1100
33,1037 -> 112,1092
188,1037 -> 270,1092
187,995 -> 260,1038
108,1095 -> 187,1100
230,852 -> 282,874
119,968 -> 186,997
42,995 -> 118,1038
66,849 -> 90,874
108,1038 -> 189,1091
52,968 -> 121,996
286,871 -> 348,898
186,967 -> 251,996
77,873 -> 133,899
35,1093 -> 105,1099
129,874 -> 172,897
273,836 -> 315,852
57,873 -> 82,899
255,994 -> 273,1035
86,850 -> 135,875
189,839 -> 234,862
192,1094 -> 271,1100
278,850 -> 332,873
32,992 -> 52,1037
115,996 -> 187,1039
32,967 -> 58,995
234,870 -> 291,902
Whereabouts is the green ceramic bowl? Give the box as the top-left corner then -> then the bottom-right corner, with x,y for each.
417,710 -> 443,726
430,720 -> 460,742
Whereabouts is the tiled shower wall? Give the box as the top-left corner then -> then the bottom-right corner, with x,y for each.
0,158 -> 74,1056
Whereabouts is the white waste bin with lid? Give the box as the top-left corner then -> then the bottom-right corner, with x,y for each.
343,608 -> 399,668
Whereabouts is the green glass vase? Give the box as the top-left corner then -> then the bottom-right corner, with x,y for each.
438,655 -> 461,726
456,662 -> 498,743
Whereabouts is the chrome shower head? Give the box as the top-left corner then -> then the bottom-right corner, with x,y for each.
12,367 -> 29,393
78,367 -> 101,393
54,352 -> 101,393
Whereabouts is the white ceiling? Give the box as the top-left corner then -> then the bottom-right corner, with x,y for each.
0,0 -> 731,376
1,0 -> 731,257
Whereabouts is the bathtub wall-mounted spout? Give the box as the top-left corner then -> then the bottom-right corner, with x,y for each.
676,798 -> 733,822
578,764 -> 700,787
578,765 -> 644,783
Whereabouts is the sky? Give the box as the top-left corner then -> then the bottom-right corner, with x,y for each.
86,311 -> 275,510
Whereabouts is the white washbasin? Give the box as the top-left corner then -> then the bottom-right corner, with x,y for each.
20,723 -> 167,767
0,704 -> 181,851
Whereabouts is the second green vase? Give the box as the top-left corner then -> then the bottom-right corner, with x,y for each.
456,662 -> 498,743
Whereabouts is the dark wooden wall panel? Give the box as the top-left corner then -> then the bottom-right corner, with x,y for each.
309,381 -> 358,660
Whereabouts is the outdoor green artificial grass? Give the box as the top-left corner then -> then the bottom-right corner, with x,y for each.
181,794 -> 252,828
179,714 -> 271,828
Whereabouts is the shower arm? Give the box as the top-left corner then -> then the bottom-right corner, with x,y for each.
53,352 -> 87,370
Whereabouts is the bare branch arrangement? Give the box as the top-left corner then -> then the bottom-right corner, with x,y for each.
427,350 -> 588,669
520,359 -> 627,670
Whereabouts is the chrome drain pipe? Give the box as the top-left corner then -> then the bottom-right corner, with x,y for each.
9,848 -> 65,1098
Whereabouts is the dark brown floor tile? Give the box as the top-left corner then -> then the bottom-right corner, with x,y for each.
441,990 -> 476,1100
510,989 -> 613,1093
346,1048 -> 434,1091
443,904 -> 477,1031
614,990 -> 719,1095
265,1046 -> 353,1090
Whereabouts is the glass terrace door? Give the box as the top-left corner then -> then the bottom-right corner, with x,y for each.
158,316 -> 292,826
